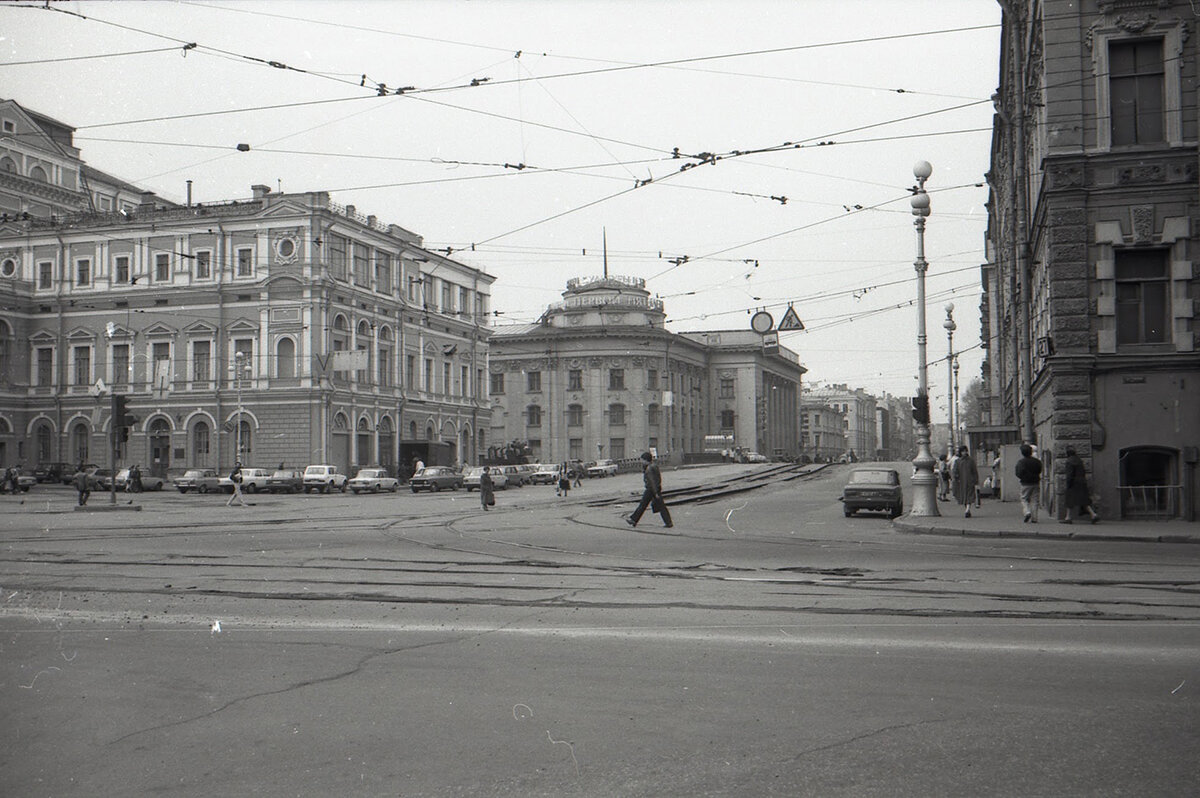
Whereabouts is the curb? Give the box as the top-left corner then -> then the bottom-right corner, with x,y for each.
892,518 -> 1200,545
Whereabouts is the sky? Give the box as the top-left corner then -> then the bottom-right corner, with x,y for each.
1,0 -> 1002,422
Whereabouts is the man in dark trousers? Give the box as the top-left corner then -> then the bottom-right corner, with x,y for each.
1014,443 -> 1043,523
627,452 -> 673,528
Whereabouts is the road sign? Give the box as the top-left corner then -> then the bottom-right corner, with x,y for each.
761,331 -> 779,355
778,305 -> 804,331
750,310 -> 774,333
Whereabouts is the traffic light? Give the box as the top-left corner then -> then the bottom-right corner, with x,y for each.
911,394 -> 930,425
112,393 -> 139,436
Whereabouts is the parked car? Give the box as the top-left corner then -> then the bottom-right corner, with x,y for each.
348,468 -> 400,494
34,462 -> 70,483
62,464 -> 100,485
530,463 -> 562,485
219,467 -> 272,493
114,468 -> 167,491
501,464 -> 528,487
463,466 -> 507,492
840,467 -> 903,518
303,465 -> 348,493
587,459 -> 619,478
266,468 -> 305,493
743,451 -> 769,463
3,469 -> 36,492
174,469 -> 222,494
410,466 -> 462,493
91,468 -> 116,490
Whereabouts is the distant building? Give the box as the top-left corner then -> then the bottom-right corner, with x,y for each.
805,384 -> 878,461
488,275 -> 805,464
987,1 -> 1199,520
801,401 -> 846,462
0,102 -> 494,474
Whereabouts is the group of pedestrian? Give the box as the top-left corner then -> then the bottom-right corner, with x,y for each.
124,464 -> 144,493
946,443 -> 1098,525
1,465 -> 21,494
936,446 -> 982,518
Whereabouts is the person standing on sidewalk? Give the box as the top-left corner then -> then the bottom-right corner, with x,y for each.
627,452 -> 673,528
72,467 -> 91,506
952,445 -> 979,518
1061,446 -> 1100,524
1014,443 -> 1043,523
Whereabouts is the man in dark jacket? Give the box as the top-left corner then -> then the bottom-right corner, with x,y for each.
1014,443 -> 1043,523
627,452 -> 673,528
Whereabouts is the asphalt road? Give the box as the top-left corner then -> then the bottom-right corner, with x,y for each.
2,465 -> 1198,796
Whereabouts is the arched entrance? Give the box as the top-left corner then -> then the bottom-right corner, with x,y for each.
1118,446 -> 1179,519
356,417 -> 373,466
148,418 -> 171,478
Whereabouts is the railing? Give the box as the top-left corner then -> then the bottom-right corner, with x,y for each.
1118,484 -> 1182,519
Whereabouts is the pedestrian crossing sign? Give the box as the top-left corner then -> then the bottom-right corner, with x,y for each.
778,305 -> 804,331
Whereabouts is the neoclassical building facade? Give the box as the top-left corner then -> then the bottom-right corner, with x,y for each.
488,275 -> 805,464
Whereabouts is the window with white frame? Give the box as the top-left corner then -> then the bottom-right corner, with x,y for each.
152,341 -> 172,390
72,345 -> 91,386
111,343 -> 130,387
154,253 -> 170,282
192,340 -> 211,382
75,258 -> 90,286
276,337 -> 296,379
236,248 -> 253,277
35,347 -> 53,387
194,250 -> 212,280
1115,249 -> 1169,346
114,255 -> 130,284
1110,38 -> 1165,146
38,261 -> 52,289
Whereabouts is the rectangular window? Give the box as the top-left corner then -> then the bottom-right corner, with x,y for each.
193,340 -> 211,382
459,287 -> 470,315
720,409 -> 735,428
406,355 -> 415,387
442,362 -> 451,395
610,404 -> 625,425
608,368 -> 625,390
569,438 -> 583,461
568,369 -> 583,391
567,405 -> 583,426
527,371 -> 541,392
76,258 -> 90,286
155,253 -> 170,282
490,372 -> 505,395
73,346 -> 90,386
152,341 -> 171,389
194,251 -> 211,280
461,365 -> 469,397
423,358 -> 433,391
1115,249 -> 1169,345
233,339 -> 254,380
647,369 -> 658,390
112,344 -> 130,386
648,404 -> 660,426
329,235 -> 348,280
114,255 -> 130,284
407,275 -> 419,302
36,347 -> 53,386
353,242 -> 370,286
442,281 -> 453,312
236,248 -> 253,277
610,438 -> 626,459
375,253 -> 391,293
1110,39 -> 1165,146
379,347 -> 393,386
38,261 -> 52,289
720,377 -> 735,398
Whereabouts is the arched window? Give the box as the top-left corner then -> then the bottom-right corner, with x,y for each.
237,420 -> 252,455
0,319 -> 11,377
377,326 -> 393,386
193,421 -> 210,460
28,165 -> 47,182
527,405 -> 542,426
409,420 -> 417,440
72,423 -> 89,464
36,423 -> 52,462
0,157 -> 16,173
609,403 -> 626,425
425,424 -> 434,441
276,337 -> 296,378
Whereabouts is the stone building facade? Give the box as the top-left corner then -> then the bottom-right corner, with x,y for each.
488,276 -> 805,464
800,401 -> 847,462
804,384 -> 879,461
987,0 -> 1200,520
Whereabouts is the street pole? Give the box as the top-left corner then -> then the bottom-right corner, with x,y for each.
234,351 -> 244,465
909,160 -> 940,517
944,302 -> 956,455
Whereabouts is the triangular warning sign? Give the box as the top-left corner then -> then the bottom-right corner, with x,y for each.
778,305 -> 804,331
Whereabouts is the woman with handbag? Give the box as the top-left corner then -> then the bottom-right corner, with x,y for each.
480,466 -> 495,511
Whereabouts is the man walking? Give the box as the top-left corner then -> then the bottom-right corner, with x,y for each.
627,452 -> 673,528
226,461 -> 248,507
72,467 -> 91,506
952,445 -> 979,518
1014,443 -> 1043,523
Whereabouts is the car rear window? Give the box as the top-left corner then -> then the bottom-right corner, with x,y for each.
848,470 -> 898,485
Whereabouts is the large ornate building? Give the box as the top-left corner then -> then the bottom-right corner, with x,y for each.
0,102 -> 494,475
488,275 -> 805,464
987,0 -> 1199,520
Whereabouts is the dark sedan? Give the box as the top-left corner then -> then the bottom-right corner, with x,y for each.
266,468 -> 305,493
409,466 -> 462,493
841,467 -> 903,518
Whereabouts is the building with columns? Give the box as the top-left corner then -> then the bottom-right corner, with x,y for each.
488,275 -> 805,464
0,184 -> 493,476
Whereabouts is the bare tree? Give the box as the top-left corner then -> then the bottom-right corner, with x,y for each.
958,377 -> 985,428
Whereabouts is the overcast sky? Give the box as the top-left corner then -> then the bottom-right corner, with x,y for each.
2,0 -> 1001,420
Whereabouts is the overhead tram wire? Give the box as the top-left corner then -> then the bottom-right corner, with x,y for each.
0,46 -> 183,66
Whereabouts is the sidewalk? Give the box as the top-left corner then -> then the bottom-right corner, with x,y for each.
894,498 -> 1200,544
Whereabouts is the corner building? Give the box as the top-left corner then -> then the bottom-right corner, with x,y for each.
488,275 -> 804,464
0,187 -> 494,476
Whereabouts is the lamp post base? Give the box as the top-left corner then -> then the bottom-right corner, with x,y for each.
910,433 -> 941,517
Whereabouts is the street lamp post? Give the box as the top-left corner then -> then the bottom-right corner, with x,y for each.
909,160 -> 940,517
944,302 -> 957,454
234,351 -> 246,463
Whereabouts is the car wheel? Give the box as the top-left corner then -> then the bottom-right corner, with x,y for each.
431,483 -> 440,493
245,484 -> 256,494
351,489 -> 360,495
199,485 -> 208,494
178,488 -> 187,494
391,484 -> 399,493
890,502 -> 903,519
411,487 -> 419,493
304,487 -> 312,494
844,506 -> 854,517
340,483 -> 347,493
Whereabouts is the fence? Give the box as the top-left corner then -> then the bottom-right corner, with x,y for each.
1118,483 -> 1182,519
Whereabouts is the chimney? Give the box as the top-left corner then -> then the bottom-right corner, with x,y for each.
345,204 -> 356,216
251,184 -> 271,199
138,191 -> 157,211
367,214 -> 377,226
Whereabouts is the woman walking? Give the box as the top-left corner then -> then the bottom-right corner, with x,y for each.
480,466 -> 495,511
1060,446 -> 1099,524
952,445 -> 979,518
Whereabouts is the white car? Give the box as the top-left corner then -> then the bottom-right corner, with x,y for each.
530,463 -> 562,485
587,459 -> 619,478
348,468 -> 400,494
114,468 -> 167,491
219,467 -> 272,493
463,467 -> 508,491
303,464 -> 348,493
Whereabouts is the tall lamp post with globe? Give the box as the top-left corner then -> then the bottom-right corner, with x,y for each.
944,302 -> 957,454
909,161 -> 940,517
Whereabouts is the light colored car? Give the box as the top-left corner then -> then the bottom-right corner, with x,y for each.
303,464 -> 348,493
840,467 -> 903,518
744,451 -> 769,463
501,464 -> 528,487
530,463 -> 562,485
463,466 -> 508,492
348,468 -> 400,494
114,468 -> 166,491
410,466 -> 463,493
174,468 -> 222,494
219,467 -> 271,493
587,459 -> 619,478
